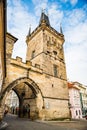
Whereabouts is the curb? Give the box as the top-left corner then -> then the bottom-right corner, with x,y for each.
35,119 -> 86,124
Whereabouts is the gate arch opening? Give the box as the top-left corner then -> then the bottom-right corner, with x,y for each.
1,77 -> 44,119
4,90 -> 19,115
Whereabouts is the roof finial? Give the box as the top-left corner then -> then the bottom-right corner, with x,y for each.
28,24 -> 31,36
60,23 -> 63,34
42,8 -> 46,13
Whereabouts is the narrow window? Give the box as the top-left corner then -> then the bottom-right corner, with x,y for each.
32,50 -> 35,59
79,110 -> 81,115
76,110 -> 78,115
53,65 -> 58,77
35,64 -> 40,69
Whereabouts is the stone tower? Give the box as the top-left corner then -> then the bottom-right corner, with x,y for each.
26,12 -> 70,120
0,12 -> 70,120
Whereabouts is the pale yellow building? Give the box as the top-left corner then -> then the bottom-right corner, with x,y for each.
0,0 -> 7,121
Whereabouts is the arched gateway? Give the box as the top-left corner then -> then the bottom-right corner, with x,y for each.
0,77 -> 44,119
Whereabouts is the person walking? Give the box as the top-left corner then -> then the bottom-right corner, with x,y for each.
26,104 -> 30,118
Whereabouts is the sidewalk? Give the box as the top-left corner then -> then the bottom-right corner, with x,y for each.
0,121 -> 8,130
36,118 -> 86,124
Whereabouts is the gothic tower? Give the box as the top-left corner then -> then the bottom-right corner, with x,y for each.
25,12 -> 70,120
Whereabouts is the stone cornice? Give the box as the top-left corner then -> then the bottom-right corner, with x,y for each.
43,96 -> 69,100
6,32 -> 18,43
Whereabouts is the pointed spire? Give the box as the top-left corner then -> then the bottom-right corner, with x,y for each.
39,10 -> 50,26
60,23 -> 63,34
28,25 -> 31,36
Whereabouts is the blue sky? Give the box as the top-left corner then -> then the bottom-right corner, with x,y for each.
7,0 -> 87,85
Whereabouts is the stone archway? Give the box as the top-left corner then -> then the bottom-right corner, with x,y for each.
0,77 -> 44,119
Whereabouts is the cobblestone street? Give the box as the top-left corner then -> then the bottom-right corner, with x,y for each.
3,114 -> 87,130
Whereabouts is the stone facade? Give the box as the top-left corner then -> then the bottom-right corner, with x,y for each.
0,0 -> 6,121
1,12 -> 70,120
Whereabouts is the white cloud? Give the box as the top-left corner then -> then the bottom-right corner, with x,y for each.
32,0 -> 48,17
48,4 -> 63,30
63,6 -> 87,85
61,0 -> 78,5
65,44 -> 87,85
65,21 -> 87,45
70,0 -> 78,5
64,8 -> 86,27
7,0 -> 38,62
32,0 -> 48,5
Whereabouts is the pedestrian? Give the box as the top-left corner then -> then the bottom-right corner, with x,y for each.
26,104 -> 30,118
23,105 -> 26,117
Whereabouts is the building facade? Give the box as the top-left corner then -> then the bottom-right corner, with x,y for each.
0,0 -> 7,121
73,82 -> 87,116
5,90 -> 19,114
68,82 -> 82,119
1,12 -> 70,120
5,90 -> 19,109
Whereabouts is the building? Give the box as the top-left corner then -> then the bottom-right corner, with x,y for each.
1,12 -> 70,120
73,82 -> 87,116
0,0 -> 7,121
68,82 -> 82,119
5,90 -> 19,113
5,90 -> 19,109
0,0 -> 6,87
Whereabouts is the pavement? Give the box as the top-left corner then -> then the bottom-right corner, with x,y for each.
35,118 -> 87,130
0,121 -> 8,130
36,118 -> 86,123
2,114 -> 87,130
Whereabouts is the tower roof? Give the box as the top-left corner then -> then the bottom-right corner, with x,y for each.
39,12 -> 50,26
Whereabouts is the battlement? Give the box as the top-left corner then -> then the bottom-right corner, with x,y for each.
11,56 -> 32,69
11,56 -> 43,74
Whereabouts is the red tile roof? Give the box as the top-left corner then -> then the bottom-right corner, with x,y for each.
68,82 -> 80,90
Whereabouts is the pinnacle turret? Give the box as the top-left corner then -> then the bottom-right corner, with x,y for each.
60,23 -> 63,34
27,25 -> 31,36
